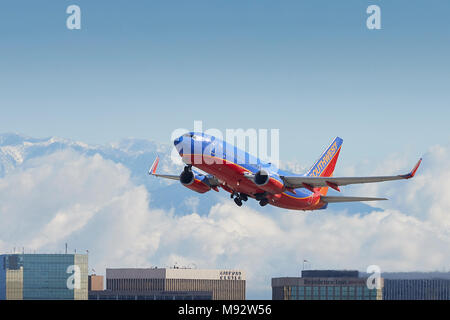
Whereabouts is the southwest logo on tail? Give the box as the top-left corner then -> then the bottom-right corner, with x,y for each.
307,137 -> 343,178
149,133 -> 421,211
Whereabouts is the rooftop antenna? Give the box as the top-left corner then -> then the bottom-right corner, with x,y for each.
65,243 -> 68,254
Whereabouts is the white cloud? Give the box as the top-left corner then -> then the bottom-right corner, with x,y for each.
0,145 -> 450,299
183,196 -> 200,213
351,144 -> 450,228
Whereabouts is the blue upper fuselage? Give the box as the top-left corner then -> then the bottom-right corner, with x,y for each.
174,131 -> 313,199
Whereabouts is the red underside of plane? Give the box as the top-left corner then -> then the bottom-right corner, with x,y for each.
180,153 -> 339,211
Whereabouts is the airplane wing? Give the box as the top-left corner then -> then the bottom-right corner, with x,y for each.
280,158 -> 422,191
148,156 -> 222,187
321,196 -> 387,203
148,156 -> 179,180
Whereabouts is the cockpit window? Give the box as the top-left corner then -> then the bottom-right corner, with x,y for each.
182,133 -> 211,142
192,135 -> 210,142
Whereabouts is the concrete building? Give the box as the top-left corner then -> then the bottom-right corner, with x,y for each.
88,275 -> 104,291
104,268 -> 246,300
272,270 -> 383,300
0,254 -> 88,300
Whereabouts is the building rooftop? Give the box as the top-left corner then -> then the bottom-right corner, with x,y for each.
106,268 -> 246,280
301,270 -> 359,278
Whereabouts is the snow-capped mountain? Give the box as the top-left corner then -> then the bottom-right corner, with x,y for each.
0,133 -> 173,181
0,133 -> 226,215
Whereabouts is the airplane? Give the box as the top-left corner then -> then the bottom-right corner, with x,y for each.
148,132 -> 422,211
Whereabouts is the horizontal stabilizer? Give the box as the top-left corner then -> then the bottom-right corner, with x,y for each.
321,196 -> 387,203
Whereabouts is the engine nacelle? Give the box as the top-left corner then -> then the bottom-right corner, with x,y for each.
179,170 -> 211,194
254,169 -> 285,194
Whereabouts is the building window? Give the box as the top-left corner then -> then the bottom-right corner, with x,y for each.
327,286 -> 334,297
356,287 -> 363,300
312,286 -> 319,300
319,286 -> 326,299
305,286 -> 312,300
334,286 -> 341,297
298,287 -> 304,300
348,286 -> 355,298
290,286 -> 297,300
364,287 -> 371,299
369,289 -> 377,300
342,286 -> 348,299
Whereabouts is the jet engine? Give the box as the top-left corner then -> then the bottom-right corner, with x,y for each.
254,169 -> 285,194
179,167 -> 211,194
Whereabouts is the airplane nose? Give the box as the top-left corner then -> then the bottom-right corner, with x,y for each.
174,136 -> 183,146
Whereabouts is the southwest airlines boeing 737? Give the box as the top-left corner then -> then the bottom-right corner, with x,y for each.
148,133 -> 421,211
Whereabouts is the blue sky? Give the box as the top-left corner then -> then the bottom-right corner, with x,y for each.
0,0 -> 449,168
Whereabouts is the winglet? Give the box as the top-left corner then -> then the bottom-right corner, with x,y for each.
148,156 -> 160,175
401,158 -> 422,179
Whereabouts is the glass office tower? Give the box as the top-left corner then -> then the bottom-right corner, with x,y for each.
0,254 -> 88,300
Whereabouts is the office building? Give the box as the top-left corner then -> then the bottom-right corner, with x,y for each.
272,270 -> 383,300
0,254 -> 88,300
382,272 -> 450,300
88,275 -> 104,291
104,268 -> 246,300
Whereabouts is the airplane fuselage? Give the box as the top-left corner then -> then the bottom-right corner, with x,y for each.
175,133 -> 327,210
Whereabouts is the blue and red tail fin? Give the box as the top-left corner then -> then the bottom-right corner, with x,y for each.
306,137 -> 343,195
